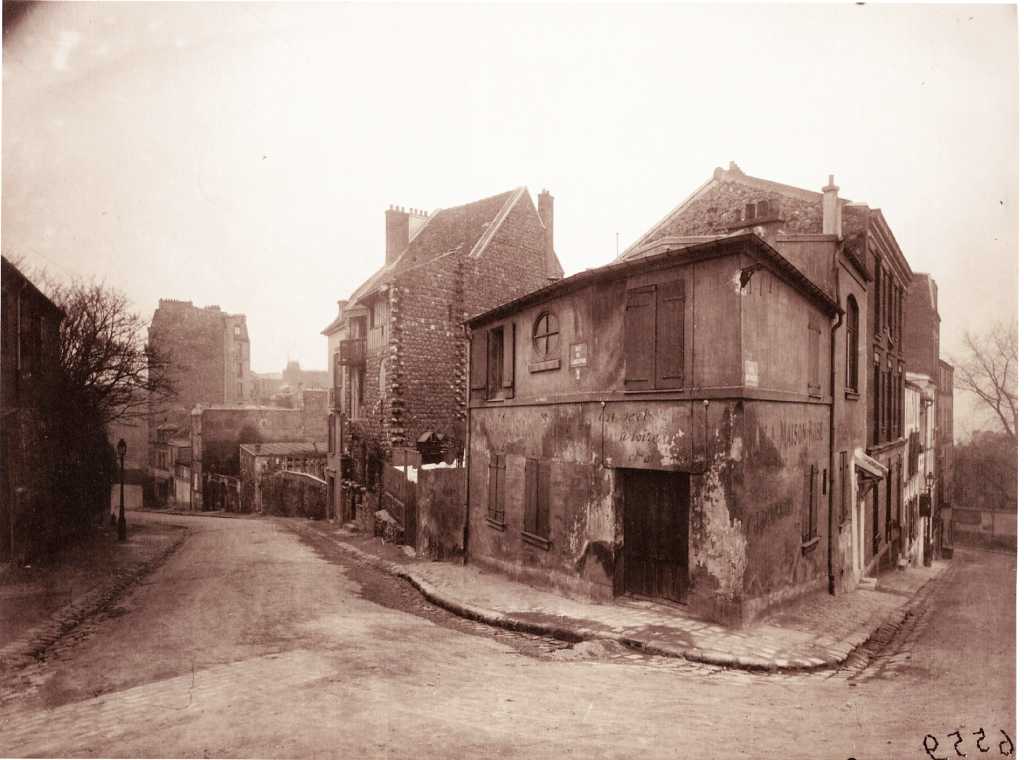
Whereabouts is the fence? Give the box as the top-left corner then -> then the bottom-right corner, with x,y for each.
375,465 -> 466,559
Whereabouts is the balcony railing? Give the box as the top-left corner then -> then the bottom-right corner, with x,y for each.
337,338 -> 366,366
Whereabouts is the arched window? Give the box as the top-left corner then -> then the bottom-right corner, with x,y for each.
846,295 -> 859,391
532,311 -> 560,358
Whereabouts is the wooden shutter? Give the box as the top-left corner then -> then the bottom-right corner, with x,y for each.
656,280 -> 685,389
807,322 -> 821,394
809,464 -> 819,539
537,460 -> 551,539
487,453 -> 498,520
624,286 -> 656,390
496,454 -> 506,522
470,330 -> 488,390
524,458 -> 538,535
501,322 -> 515,396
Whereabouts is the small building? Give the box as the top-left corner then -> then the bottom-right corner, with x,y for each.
239,441 -> 327,513
466,232 -> 852,625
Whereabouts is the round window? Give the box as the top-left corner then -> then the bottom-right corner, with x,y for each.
532,311 -> 559,357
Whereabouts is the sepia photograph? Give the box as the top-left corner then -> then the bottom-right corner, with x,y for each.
0,1 -> 1017,757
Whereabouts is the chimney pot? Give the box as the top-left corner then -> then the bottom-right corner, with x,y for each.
821,175 -> 841,237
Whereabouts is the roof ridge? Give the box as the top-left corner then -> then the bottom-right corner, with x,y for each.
468,186 -> 527,259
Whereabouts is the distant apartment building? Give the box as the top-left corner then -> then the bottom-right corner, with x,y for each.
253,362 -> 329,406
1,257 -> 64,561
323,189 -> 563,524
147,299 -> 252,497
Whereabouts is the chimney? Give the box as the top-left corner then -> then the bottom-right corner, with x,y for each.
538,190 -> 559,280
822,174 -> 842,238
336,299 -> 347,318
385,205 -> 410,265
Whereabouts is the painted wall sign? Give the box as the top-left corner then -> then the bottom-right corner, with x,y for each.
570,342 -> 589,368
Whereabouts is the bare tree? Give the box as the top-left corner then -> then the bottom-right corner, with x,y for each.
955,321 -> 1017,443
49,279 -> 175,426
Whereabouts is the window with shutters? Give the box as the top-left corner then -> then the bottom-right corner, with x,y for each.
487,452 -> 506,527
623,280 -> 685,391
803,463 -> 819,544
471,323 -> 516,401
807,321 -> 822,396
522,458 -> 551,548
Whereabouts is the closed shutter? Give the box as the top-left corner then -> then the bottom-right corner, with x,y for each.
624,286 -> 656,390
807,322 -> 821,394
496,454 -> 506,522
524,458 -> 538,535
537,460 -> 551,539
656,280 -> 685,389
470,331 -> 488,390
502,322 -> 515,396
809,464 -> 819,539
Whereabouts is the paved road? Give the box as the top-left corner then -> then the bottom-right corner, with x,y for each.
0,513 -> 1014,759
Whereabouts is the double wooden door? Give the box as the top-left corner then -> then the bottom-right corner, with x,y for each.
623,470 -> 690,604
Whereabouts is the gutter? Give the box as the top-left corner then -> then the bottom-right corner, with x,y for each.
827,244 -> 847,596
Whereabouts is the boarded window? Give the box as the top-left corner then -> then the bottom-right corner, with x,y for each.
523,458 -> 551,540
487,453 -> 506,525
624,281 -> 685,391
807,321 -> 821,395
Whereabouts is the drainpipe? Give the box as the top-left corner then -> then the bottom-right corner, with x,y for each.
827,245 -> 846,596
462,324 -> 473,566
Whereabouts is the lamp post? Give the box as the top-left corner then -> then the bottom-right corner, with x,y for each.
924,471 -> 935,566
116,438 -> 127,542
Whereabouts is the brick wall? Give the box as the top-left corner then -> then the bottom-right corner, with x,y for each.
904,275 -> 939,379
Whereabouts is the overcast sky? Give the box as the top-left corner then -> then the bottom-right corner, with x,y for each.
2,2 -> 1017,433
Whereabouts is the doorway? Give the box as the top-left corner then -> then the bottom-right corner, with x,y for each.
622,470 -> 690,604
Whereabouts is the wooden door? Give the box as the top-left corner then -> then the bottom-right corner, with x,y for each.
623,470 -> 689,603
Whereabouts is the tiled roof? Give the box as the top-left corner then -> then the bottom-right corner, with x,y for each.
348,188 -> 526,306
239,441 -> 328,457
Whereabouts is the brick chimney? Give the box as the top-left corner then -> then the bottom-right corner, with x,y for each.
538,190 -> 559,279
385,206 -> 410,265
822,175 -> 842,238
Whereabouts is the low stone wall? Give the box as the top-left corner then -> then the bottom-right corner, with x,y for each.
416,467 -> 465,560
263,471 -> 327,519
952,507 -> 1016,550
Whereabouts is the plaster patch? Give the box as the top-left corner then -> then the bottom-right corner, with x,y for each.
693,453 -> 747,599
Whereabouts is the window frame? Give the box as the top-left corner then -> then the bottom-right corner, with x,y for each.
531,311 -> 560,360
845,296 -> 859,392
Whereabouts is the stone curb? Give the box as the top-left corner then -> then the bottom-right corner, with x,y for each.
292,522 -> 951,674
0,529 -> 190,674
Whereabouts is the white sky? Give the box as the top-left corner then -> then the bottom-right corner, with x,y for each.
2,2 -> 1018,433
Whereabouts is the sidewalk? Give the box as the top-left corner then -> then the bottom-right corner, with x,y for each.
0,519 -> 189,673
293,519 -> 950,672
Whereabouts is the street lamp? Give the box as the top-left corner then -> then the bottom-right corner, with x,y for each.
924,471 -> 935,566
116,438 -> 127,542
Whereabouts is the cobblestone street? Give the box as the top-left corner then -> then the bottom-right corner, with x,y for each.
0,512 -> 1014,759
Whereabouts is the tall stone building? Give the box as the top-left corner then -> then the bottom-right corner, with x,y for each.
147,299 -> 252,497
324,187 -> 563,520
